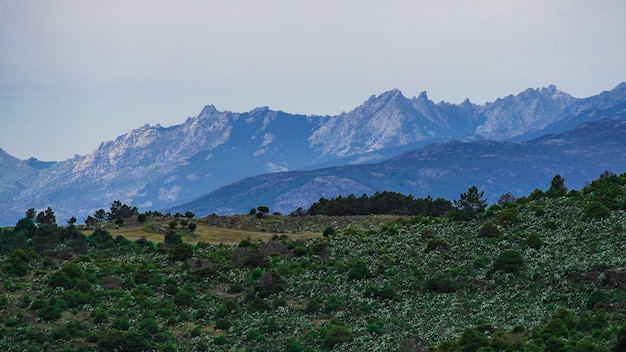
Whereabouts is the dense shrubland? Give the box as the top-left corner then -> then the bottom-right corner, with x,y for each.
0,173 -> 625,351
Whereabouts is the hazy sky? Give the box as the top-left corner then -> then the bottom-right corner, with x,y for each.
1,1 -> 625,161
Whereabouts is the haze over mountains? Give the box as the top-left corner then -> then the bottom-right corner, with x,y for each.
1,83 -> 625,225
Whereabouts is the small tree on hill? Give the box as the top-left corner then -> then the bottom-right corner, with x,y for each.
453,186 -> 487,219
546,174 -> 567,198
36,207 -> 57,226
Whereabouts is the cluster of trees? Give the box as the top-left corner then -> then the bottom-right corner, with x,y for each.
293,172 -> 626,225
84,200 -> 139,227
304,191 -> 453,217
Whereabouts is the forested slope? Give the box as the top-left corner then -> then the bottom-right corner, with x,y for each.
1,174 -> 626,351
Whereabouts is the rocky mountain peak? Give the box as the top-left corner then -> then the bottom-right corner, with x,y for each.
1,83 -> 625,225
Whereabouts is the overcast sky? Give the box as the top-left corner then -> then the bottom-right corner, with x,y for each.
1,0 -> 625,161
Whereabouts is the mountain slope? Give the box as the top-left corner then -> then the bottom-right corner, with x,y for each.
172,117 -> 626,216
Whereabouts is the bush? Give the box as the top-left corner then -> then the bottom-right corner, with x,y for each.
367,317 -> 385,334
213,335 -> 228,345
323,325 -> 353,348
426,237 -> 448,252
425,273 -> 456,293
478,222 -> 500,238
170,243 -> 193,261
322,226 -> 335,237
525,232 -> 544,249
458,327 -> 489,352
492,250 -> 524,273
348,261 -> 370,280
92,310 -> 109,324
582,201 -> 611,220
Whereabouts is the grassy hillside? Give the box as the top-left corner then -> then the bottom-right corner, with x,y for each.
1,178 -> 626,351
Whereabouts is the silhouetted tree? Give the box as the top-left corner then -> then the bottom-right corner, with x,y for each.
108,200 -> 138,225
36,207 -> 56,226
546,174 -> 567,198
454,186 -> 487,219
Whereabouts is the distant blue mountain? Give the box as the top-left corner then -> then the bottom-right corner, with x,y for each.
0,83 -> 625,225
171,117 -> 626,216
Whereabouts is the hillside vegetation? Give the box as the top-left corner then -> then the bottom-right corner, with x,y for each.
1,173 -> 626,351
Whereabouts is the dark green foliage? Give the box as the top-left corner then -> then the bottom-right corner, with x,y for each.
458,327 -> 489,352
322,325 -> 353,349
305,297 -> 321,313
614,326 -> 626,352
170,242 -> 193,261
367,317 -> 385,334
426,237 -> 448,252
543,219 -> 558,229
98,330 -> 150,352
88,228 -> 114,247
5,249 -> 38,276
492,250 -> 524,273
365,283 -> 397,299
478,221 -> 500,238
322,226 -> 335,237
582,201 -> 611,220
583,171 -> 626,210
36,207 -> 56,226
307,191 -> 451,216
246,328 -> 266,343
348,260 -> 370,280
525,232 -> 544,249
36,298 -> 66,321
92,309 -> 109,324
496,207 -> 519,227
14,217 -> 36,236
108,200 -> 139,225
546,174 -> 568,198
425,273 -> 457,293
324,294 -> 342,312
285,338 -> 304,352
164,230 -> 182,245
454,186 -> 487,219
138,315 -> 160,337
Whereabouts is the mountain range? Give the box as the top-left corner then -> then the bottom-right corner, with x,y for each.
1,83 -> 625,225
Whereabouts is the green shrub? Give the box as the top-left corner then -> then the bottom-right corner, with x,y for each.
285,338 -> 304,352
213,335 -> 228,345
458,327 -> 489,352
492,250 -> 524,273
323,325 -> 353,348
246,329 -> 266,343
426,237 -> 448,252
543,220 -> 558,229
305,297 -> 321,313
366,317 -> 385,334
581,201 -> 611,220
425,273 -> 456,293
215,318 -> 231,330
322,226 -> 335,237
92,310 -> 109,324
324,294 -> 342,312
478,222 -> 500,238
170,243 -> 193,261
525,232 -> 544,249
496,208 -> 519,226
421,227 -> 435,239
348,260 -> 370,280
